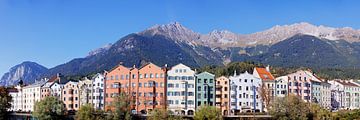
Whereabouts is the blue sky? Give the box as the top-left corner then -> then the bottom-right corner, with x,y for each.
0,0 -> 360,76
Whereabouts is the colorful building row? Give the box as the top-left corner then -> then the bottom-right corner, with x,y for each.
7,62 -> 360,115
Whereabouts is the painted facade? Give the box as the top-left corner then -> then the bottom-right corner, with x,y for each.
330,80 -> 360,110
62,81 -> 80,111
22,79 -> 46,112
230,71 -> 263,114
167,63 -> 196,115
195,72 -> 215,108
274,76 -> 288,97
79,78 -> 93,106
92,73 -> 105,110
136,63 -> 167,114
215,76 -> 230,115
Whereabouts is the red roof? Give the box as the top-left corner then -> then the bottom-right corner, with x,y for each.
255,67 -> 275,80
337,80 -> 359,87
7,88 -> 18,93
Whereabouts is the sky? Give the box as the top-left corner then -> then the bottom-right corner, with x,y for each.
0,0 -> 360,76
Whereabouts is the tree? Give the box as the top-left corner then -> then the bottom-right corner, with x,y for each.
309,103 -> 331,120
257,83 -> 272,112
194,105 -> 222,120
269,95 -> 311,120
108,92 -> 134,120
76,104 -> 93,120
148,108 -> 183,120
33,96 -> 66,120
0,87 -> 12,120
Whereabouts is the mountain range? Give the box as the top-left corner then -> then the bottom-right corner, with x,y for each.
2,22 -> 360,86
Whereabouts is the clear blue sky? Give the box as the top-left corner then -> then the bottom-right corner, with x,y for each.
1,0 -> 360,76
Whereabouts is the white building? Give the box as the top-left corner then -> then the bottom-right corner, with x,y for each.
321,81 -> 332,109
329,80 -> 360,110
91,73 -> 105,110
22,79 -> 47,112
79,77 -> 93,106
167,63 -> 196,115
274,76 -> 289,97
229,71 -> 263,114
8,85 -> 23,111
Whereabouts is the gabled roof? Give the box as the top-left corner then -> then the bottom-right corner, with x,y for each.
254,67 -> 275,80
7,88 -> 18,93
196,71 -> 215,77
336,80 -> 359,87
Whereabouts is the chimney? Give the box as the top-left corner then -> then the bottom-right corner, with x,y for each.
133,65 -> 136,68
119,62 -> 123,65
266,65 -> 270,72
233,70 -> 237,77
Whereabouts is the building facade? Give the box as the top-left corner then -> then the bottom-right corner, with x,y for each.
287,70 -> 313,102
215,76 -> 230,115
92,73 -> 105,110
167,63 -> 196,115
230,71 -> 263,114
274,76 -> 288,97
330,80 -> 360,110
62,81 -> 80,111
195,72 -> 215,108
79,78 -> 93,106
104,64 -> 133,111
22,79 -> 46,112
135,63 -> 167,114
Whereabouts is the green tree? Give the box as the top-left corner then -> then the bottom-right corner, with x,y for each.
148,108 -> 183,120
269,95 -> 311,120
0,87 -> 12,120
108,92 -> 134,120
194,105 -> 222,120
309,103 -> 331,120
76,104 -> 93,120
33,96 -> 66,120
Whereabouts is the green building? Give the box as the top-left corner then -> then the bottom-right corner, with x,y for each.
195,71 -> 216,108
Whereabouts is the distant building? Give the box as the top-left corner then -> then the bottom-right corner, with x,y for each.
215,76 -> 230,115
62,81 -> 80,111
253,66 -> 275,111
79,77 -> 93,106
287,70 -> 315,102
166,63 -> 196,115
104,62 -> 167,114
274,76 -> 289,97
22,79 -> 47,112
91,73 -> 105,110
8,86 -> 21,111
230,71 -> 263,114
195,72 -> 215,108
329,80 -> 360,110
104,64 -> 133,112
135,63 -> 167,114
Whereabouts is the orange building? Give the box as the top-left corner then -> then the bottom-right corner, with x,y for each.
104,64 -> 134,111
62,81 -> 80,111
135,63 -> 167,114
104,62 -> 167,114
215,76 -> 230,115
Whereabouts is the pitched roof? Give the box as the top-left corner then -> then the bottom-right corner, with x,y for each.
336,80 -> 359,87
255,67 -> 275,80
7,88 -> 18,93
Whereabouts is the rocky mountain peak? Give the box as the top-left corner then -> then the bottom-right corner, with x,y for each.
138,22 -> 200,43
0,61 -> 48,86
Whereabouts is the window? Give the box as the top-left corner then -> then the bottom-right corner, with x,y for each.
245,79 -> 247,82
150,73 -> 153,78
138,83 -> 142,87
144,74 -> 148,78
115,75 -> 119,80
